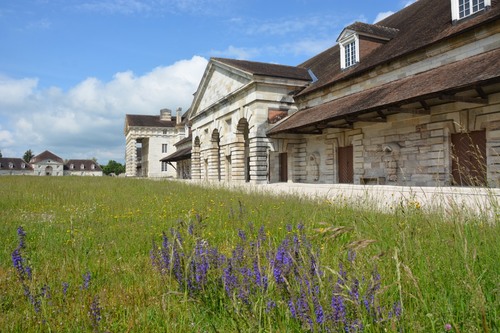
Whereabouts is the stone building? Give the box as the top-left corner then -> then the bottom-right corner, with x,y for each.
64,160 -> 103,176
0,158 -> 33,175
124,108 -> 184,178
188,58 -> 311,183
186,0 -> 500,187
30,150 -> 65,176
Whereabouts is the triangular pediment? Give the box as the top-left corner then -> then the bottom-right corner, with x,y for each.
190,60 -> 253,117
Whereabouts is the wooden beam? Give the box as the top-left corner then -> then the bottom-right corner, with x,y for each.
420,100 -> 430,111
387,107 -> 430,115
439,93 -> 488,104
475,86 -> 488,100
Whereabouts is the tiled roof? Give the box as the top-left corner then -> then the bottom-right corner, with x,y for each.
297,0 -> 500,97
268,48 -> 500,135
125,114 -> 179,127
338,22 -> 399,41
213,58 -> 311,81
174,135 -> 192,147
65,160 -> 102,171
160,147 -> 192,162
30,150 -> 64,164
0,158 -> 33,171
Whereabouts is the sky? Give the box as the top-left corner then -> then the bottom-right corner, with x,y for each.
0,0 -> 416,165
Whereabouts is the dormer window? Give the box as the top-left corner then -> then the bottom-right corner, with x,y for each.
337,22 -> 398,71
9,162 -> 13,169
70,164 -> 74,170
339,34 -> 359,69
451,0 -> 490,21
80,164 -> 85,170
21,163 -> 25,169
91,164 -> 95,170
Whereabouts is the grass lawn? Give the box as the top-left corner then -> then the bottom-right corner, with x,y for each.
0,176 -> 498,332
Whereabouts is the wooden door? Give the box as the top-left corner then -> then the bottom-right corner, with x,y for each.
338,146 -> 353,184
451,130 -> 486,186
279,153 -> 288,182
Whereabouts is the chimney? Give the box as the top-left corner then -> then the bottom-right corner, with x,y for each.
176,107 -> 182,125
160,108 -> 172,121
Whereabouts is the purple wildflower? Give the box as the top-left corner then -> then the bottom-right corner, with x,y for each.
348,249 -> 356,263
266,300 -> 276,313
238,229 -> 247,241
90,295 -> 102,332
288,299 -> 297,318
331,294 -> 346,323
82,271 -> 91,290
62,282 -> 69,297
17,226 -> 27,249
445,323 -> 452,331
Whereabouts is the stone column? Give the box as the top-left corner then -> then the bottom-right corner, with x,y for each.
207,146 -> 220,181
231,141 -> 246,182
191,147 -> 201,180
249,138 -> 268,183
125,138 -> 137,177
292,141 -> 307,183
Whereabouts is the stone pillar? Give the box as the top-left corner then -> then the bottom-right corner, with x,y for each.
125,138 -> 137,177
292,141 -> 307,182
249,138 -> 268,183
207,146 -> 220,181
231,141 -> 246,182
191,146 -> 201,180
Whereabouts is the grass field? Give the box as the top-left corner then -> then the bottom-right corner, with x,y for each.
0,176 -> 498,332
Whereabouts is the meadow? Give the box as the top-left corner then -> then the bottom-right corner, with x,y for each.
0,176 -> 498,332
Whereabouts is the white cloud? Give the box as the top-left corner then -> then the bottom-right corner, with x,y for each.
373,11 -> 394,23
210,46 -> 261,60
0,76 -> 38,107
0,56 -> 208,163
404,0 -> 418,7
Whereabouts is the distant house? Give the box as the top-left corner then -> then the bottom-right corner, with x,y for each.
0,158 -> 33,176
0,150 -> 104,177
64,159 -> 103,176
124,108 -> 185,178
30,150 -> 65,176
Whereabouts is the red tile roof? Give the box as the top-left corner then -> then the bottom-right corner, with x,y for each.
30,150 -> 64,164
0,158 -> 33,171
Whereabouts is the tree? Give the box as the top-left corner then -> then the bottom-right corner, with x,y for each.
101,160 -> 125,176
23,150 -> 34,162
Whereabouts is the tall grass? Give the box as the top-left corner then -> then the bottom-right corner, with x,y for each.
0,176 -> 498,332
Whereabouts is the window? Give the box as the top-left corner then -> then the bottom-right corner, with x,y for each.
70,164 -> 74,170
91,164 -> 95,170
452,0 -> 490,20
162,144 -> 168,153
9,162 -> 13,169
21,163 -> 25,169
162,161 -> 168,172
80,164 -> 85,170
339,34 -> 359,69
345,41 -> 357,68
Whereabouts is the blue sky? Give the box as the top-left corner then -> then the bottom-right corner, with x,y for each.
0,0 -> 415,164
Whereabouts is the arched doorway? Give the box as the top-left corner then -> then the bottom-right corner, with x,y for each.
45,166 -> 53,176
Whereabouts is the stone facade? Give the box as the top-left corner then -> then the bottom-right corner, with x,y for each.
181,0 -> 500,188
188,59 -> 310,184
124,109 -> 184,178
